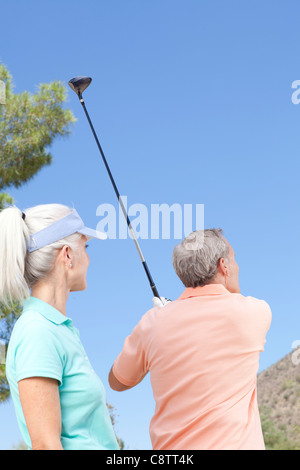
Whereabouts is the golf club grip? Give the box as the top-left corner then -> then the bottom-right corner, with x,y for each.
142,261 -> 160,299
79,98 -> 160,300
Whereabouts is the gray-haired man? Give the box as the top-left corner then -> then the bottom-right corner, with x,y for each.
109,229 -> 272,450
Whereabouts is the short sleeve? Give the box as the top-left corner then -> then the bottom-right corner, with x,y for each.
112,319 -> 149,387
237,297 -> 272,352
14,320 -> 64,385
256,299 -> 272,349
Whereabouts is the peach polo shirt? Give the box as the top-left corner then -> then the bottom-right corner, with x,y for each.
112,284 -> 272,450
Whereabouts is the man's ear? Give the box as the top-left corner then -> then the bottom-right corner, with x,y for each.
218,257 -> 229,277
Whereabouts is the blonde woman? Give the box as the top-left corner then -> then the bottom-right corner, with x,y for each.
2,204 -> 119,450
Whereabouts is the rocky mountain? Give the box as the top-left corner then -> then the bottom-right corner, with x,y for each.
257,351 -> 300,450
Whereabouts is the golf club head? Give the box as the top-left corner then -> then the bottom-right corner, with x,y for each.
68,76 -> 92,97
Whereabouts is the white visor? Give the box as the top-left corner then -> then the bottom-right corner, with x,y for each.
27,209 -> 107,253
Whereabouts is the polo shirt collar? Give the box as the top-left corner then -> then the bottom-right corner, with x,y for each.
22,296 -> 72,325
178,283 -> 231,300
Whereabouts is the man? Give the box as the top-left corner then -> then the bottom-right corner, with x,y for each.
109,229 -> 272,450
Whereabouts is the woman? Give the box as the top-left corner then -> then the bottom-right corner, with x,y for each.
2,203 -> 119,450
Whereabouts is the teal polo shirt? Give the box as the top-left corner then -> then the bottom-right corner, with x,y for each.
6,296 -> 119,450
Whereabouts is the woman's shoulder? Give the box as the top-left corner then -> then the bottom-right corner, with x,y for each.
10,308 -> 55,346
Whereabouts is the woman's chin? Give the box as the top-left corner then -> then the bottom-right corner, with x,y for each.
70,281 -> 87,293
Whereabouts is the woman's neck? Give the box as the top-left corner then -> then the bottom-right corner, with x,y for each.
31,280 -> 70,316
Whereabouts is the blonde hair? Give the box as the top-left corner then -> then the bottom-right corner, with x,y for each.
0,204 -> 82,306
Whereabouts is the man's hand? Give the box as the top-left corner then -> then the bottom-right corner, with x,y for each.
152,297 -> 171,308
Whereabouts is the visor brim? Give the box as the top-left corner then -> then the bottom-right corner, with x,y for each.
78,226 -> 107,241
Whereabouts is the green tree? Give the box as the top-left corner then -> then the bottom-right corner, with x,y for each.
0,63 -> 76,189
0,63 -> 76,402
0,66 -> 124,448
260,406 -> 300,450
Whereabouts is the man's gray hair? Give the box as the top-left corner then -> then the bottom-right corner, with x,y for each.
172,229 -> 229,288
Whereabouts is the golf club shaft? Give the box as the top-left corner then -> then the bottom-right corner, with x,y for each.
78,94 -> 160,299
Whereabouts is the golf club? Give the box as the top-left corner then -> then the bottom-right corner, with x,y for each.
68,76 -> 160,300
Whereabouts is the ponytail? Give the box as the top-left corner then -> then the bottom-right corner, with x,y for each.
0,203 -> 82,306
0,206 -> 30,306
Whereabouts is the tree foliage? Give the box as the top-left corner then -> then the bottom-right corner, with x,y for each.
0,63 -> 76,189
260,406 -> 300,450
0,302 -> 23,403
0,63 -> 76,403
0,66 -> 124,448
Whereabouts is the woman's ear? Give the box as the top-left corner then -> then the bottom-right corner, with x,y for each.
57,245 -> 72,268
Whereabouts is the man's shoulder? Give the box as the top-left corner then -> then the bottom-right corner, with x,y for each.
234,293 -> 271,308
230,293 -> 272,321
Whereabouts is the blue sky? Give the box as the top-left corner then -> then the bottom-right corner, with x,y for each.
0,0 -> 300,450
